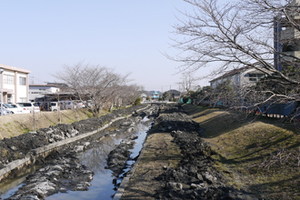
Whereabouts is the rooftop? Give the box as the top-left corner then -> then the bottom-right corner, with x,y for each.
0,64 -> 31,74
210,66 -> 250,82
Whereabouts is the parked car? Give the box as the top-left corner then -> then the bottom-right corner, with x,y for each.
2,103 -> 23,114
17,102 -> 41,113
73,100 -> 84,108
50,102 -> 60,111
0,107 -> 13,115
60,101 -> 74,110
86,100 -> 93,108
9,103 -> 24,113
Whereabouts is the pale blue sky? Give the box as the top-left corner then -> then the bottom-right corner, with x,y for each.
0,0 -> 210,91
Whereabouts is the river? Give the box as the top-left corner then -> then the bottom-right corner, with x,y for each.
0,117 -> 151,200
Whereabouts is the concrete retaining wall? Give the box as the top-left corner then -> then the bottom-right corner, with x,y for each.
0,106 -> 150,182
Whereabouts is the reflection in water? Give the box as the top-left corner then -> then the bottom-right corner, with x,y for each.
47,119 -> 151,200
0,166 -> 40,199
0,178 -> 26,199
114,123 -> 150,187
0,119 -> 151,200
79,135 -> 118,173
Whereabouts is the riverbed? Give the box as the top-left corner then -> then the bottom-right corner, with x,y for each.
0,116 -> 152,200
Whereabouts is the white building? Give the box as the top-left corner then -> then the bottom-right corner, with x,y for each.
0,64 -> 31,103
140,93 -> 147,102
29,84 -> 60,102
210,64 -> 267,89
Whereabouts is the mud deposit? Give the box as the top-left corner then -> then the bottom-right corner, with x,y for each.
151,110 -> 259,199
0,105 -> 147,168
121,105 -> 260,200
1,103 -> 262,200
0,105 -> 158,200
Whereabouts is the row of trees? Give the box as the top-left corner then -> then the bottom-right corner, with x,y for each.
172,0 -> 300,118
55,62 -> 143,117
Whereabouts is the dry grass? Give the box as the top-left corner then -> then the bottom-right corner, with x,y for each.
183,104 -> 300,200
0,109 -> 93,139
121,133 -> 182,200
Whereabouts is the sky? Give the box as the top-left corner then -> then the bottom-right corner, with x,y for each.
0,0 -> 211,92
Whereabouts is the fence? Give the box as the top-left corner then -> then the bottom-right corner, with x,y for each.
257,101 -> 300,120
197,98 -> 300,121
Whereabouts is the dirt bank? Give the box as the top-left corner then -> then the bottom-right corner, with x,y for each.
2,105 -> 157,200
183,104 -> 300,199
120,105 -> 259,200
0,105 -> 148,173
0,109 -> 94,139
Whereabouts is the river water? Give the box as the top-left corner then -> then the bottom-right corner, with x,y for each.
0,117 -> 151,200
0,166 -> 40,199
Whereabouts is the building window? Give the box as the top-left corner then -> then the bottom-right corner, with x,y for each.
19,97 -> 26,102
4,75 -> 14,85
19,77 -> 26,85
249,77 -> 257,82
7,94 -> 12,103
248,74 -> 264,82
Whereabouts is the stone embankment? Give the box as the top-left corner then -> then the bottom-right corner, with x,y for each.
2,105 -> 159,200
0,105 -> 152,182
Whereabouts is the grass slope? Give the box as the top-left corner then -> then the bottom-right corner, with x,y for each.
0,109 -> 94,139
183,104 -> 300,200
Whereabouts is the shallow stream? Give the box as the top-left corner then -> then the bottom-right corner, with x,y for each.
0,117 -> 151,200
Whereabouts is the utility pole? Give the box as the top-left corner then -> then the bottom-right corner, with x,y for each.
0,68 -> 3,116
169,85 -> 171,100
32,103 -> 36,132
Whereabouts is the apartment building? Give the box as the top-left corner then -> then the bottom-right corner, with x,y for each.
210,64 -> 266,89
0,64 -> 31,103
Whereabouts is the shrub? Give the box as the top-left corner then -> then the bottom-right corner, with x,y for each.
134,98 -> 142,105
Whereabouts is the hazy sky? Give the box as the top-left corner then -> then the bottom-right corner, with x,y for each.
0,0 -> 211,91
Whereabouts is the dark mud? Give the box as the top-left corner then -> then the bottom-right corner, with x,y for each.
1,103 -> 261,200
106,135 -> 137,176
148,106 -> 260,200
6,154 -> 94,200
0,105 -> 147,168
1,105 -> 159,200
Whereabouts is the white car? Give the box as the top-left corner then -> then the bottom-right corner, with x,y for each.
3,103 -> 23,114
0,107 -> 13,115
73,100 -> 85,108
50,102 -> 60,111
17,102 -> 40,113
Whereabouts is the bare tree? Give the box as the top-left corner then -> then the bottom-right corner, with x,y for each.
178,71 -> 197,94
170,0 -> 300,117
118,84 -> 144,106
106,84 -> 143,111
54,62 -> 131,117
